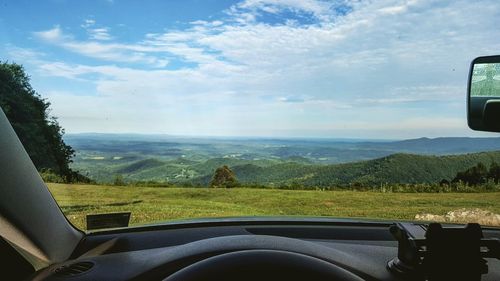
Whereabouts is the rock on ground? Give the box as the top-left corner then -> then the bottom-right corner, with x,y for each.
414,208 -> 500,227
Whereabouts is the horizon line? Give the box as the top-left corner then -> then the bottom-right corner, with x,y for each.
64,132 -> 500,141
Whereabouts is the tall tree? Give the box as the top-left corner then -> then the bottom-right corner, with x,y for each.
0,62 -> 76,181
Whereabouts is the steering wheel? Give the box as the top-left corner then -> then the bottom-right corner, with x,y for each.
162,236 -> 365,281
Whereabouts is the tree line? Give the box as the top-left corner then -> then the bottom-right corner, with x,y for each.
445,162 -> 500,185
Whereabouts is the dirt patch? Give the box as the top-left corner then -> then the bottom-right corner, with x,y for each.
415,208 -> 500,227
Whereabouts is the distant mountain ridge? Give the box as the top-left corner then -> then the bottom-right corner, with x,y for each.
356,137 -> 500,154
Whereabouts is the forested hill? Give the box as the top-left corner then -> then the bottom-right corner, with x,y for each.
192,151 -> 500,187
300,151 -> 500,186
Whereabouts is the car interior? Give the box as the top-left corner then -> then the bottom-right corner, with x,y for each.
2,0 -> 500,279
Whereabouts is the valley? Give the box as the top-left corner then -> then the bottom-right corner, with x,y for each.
65,134 -> 500,187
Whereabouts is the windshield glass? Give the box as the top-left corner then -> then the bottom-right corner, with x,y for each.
1,0 -> 500,231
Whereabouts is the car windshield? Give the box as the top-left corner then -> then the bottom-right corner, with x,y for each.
1,0 -> 500,231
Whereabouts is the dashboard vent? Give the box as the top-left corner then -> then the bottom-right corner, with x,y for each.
54,261 -> 94,277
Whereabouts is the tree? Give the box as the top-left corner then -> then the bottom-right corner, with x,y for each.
210,165 -> 238,188
0,61 -> 87,182
488,162 -> 500,183
113,174 -> 126,186
452,162 -> 489,185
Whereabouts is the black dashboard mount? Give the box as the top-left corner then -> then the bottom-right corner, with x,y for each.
387,222 -> 500,280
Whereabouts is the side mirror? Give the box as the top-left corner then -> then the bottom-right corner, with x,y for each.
468,55 -> 500,132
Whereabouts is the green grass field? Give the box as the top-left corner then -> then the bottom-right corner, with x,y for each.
47,183 -> 500,230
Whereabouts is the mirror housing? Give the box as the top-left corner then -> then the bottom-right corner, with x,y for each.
468,55 -> 500,132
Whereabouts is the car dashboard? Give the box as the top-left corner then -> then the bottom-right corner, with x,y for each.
29,219 -> 500,281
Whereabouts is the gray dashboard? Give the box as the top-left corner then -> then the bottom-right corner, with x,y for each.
29,221 -> 500,281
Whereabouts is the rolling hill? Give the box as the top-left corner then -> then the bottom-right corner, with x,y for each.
65,135 -> 500,187
192,151 -> 500,187
81,150 -> 500,187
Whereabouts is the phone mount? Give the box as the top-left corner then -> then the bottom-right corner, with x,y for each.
387,222 -> 500,280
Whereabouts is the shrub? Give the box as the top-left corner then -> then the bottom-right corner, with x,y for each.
40,169 -> 66,183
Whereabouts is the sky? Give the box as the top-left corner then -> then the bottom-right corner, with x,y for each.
1,0 -> 500,139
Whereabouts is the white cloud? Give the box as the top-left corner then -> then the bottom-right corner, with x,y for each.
232,0 -> 338,22
88,27 -> 112,41
81,19 -> 96,28
22,0 -> 500,137
34,26 -> 169,66
190,20 -> 225,27
5,46 -> 46,62
35,25 -> 65,41
378,0 -> 420,15
80,19 -> 113,40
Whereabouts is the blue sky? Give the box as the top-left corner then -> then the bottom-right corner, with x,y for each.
1,0 -> 500,138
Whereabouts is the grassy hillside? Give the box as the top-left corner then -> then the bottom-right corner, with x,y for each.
47,183 -> 500,230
